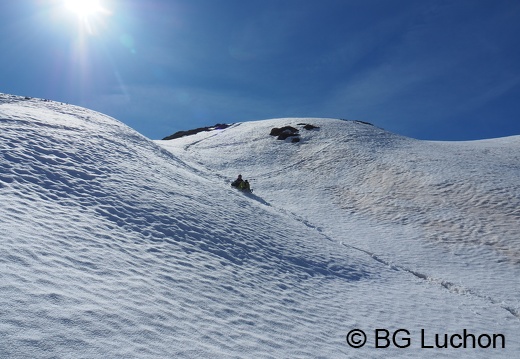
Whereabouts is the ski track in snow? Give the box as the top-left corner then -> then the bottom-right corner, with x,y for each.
262,202 -> 520,321
2,94 -> 520,358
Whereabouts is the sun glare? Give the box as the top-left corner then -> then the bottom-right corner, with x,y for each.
62,0 -> 110,34
64,0 -> 104,17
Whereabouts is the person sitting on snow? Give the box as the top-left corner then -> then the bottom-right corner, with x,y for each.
231,174 -> 244,188
238,180 -> 250,191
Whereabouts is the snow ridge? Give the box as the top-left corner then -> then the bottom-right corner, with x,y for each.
1,95 -> 372,358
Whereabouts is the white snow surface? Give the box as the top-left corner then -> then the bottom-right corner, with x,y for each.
1,93 -> 519,358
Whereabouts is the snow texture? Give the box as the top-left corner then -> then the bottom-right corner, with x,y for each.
1,93 -> 519,358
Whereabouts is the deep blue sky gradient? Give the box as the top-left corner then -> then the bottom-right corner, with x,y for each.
1,0 -> 520,140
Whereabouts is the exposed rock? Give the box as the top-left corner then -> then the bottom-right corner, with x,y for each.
270,126 -> 299,137
270,124 -> 321,142
162,123 -> 230,140
353,120 -> 374,126
304,124 -> 319,131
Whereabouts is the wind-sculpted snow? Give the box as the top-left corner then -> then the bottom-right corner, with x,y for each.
1,95 -> 377,358
0,98 -> 365,280
159,117 -> 520,355
158,118 -> 520,262
1,94 -> 519,358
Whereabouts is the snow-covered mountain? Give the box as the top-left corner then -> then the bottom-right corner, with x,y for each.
1,93 -> 519,358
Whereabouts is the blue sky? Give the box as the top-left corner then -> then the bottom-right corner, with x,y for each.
1,0 -> 520,140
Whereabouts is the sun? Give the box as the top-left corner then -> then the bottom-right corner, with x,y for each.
62,0 -> 110,34
64,0 -> 104,17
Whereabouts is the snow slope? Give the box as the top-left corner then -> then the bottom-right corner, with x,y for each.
1,93 -> 519,358
158,119 -> 520,309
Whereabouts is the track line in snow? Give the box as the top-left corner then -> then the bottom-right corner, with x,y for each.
264,203 -> 520,321
336,240 -> 520,320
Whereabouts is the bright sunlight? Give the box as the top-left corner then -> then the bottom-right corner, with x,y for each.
64,0 -> 104,17
63,0 -> 110,34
